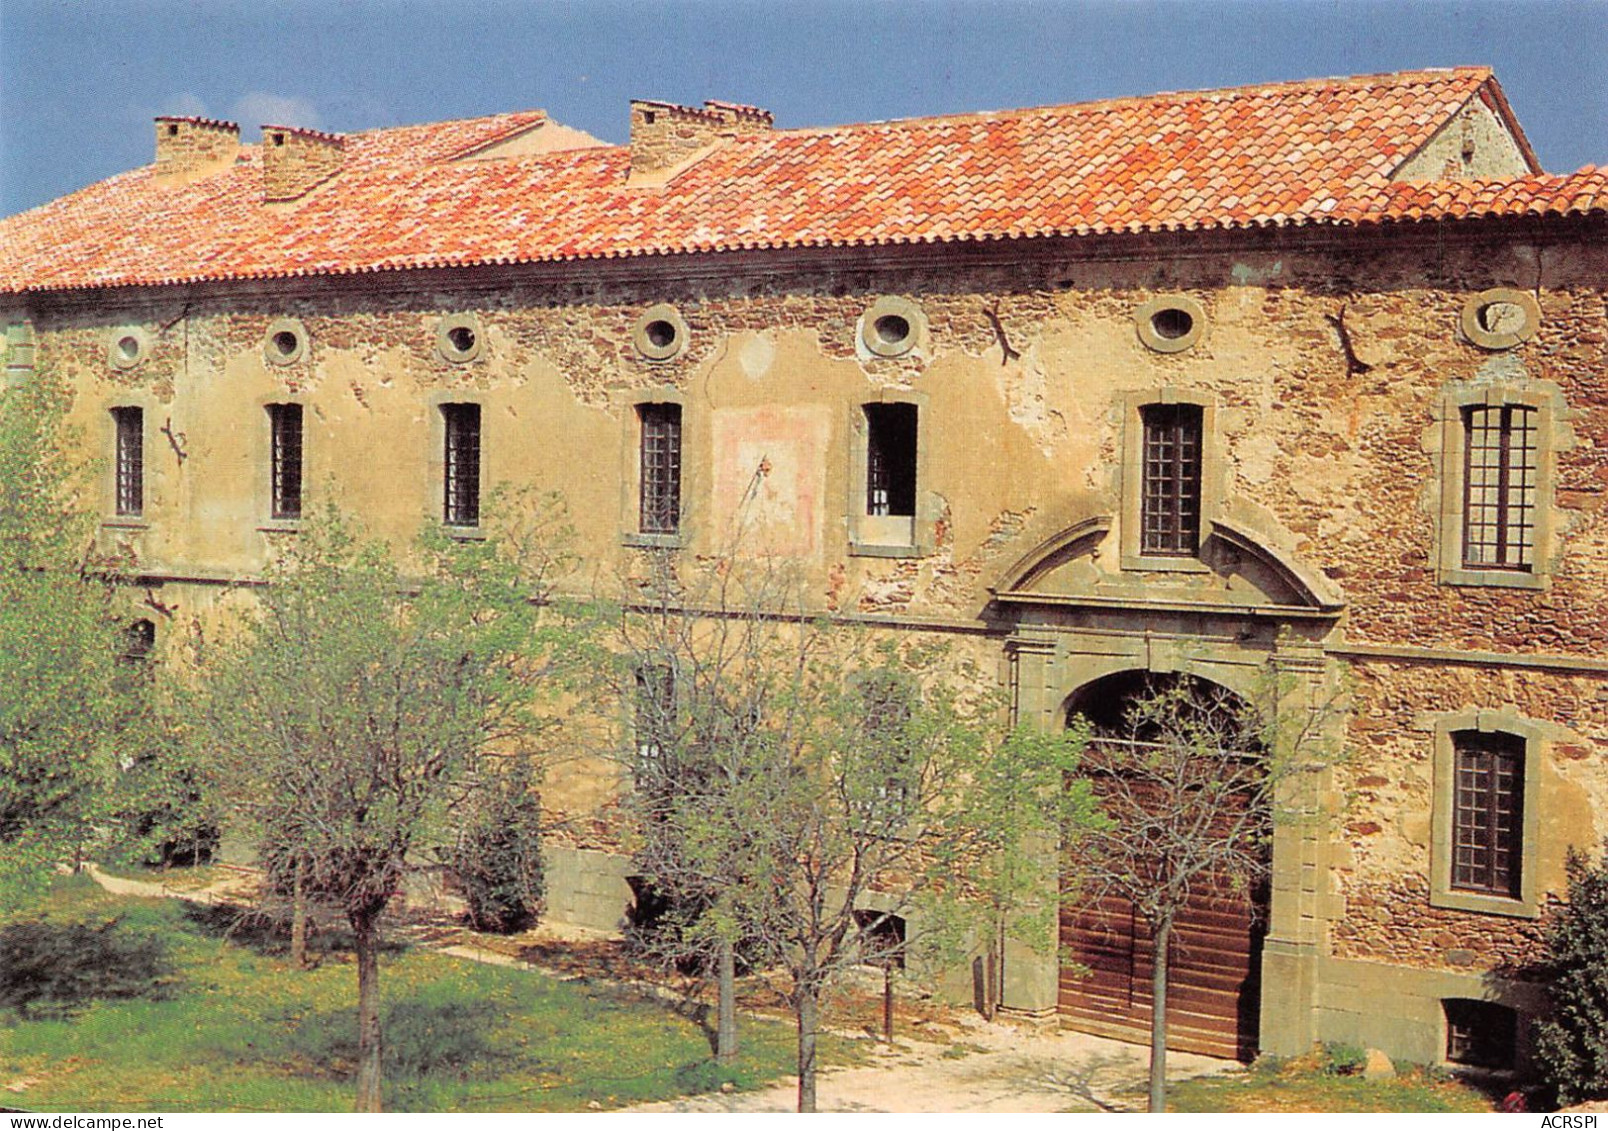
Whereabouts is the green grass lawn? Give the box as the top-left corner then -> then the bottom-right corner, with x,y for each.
0,876 -> 814,1112
1168,1055 -> 1499,1113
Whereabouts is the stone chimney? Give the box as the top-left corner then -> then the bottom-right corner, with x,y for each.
262,124 -> 346,202
154,117 -> 240,176
628,99 -> 773,175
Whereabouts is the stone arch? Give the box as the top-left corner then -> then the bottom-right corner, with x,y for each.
1057,667 -> 1271,1062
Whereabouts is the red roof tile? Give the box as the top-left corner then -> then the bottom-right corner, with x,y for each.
2,69 -> 1601,296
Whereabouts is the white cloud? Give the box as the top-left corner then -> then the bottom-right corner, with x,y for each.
231,92 -> 322,136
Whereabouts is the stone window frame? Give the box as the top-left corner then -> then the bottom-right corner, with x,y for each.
425,392 -> 488,537
1460,288 -> 1541,352
264,317 -> 309,367
1429,708 -> 1544,919
1431,384 -> 1565,591
848,388 -> 932,559
107,325 -> 152,371
858,296 -> 926,360
620,388 -> 687,549
436,313 -> 485,365
1135,294 -> 1207,354
1118,387 -> 1222,573
633,304 -> 688,362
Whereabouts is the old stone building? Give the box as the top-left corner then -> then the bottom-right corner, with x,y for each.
3,67 -> 1605,1071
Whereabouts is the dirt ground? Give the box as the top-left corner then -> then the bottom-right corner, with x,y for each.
625,1014 -> 1238,1113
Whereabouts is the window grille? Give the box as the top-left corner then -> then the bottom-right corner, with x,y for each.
865,403 -> 917,517
1451,730 -> 1523,898
441,404 -> 481,526
112,407 -> 143,516
1463,404 -> 1537,570
268,403 -> 303,520
1140,404 -> 1202,555
638,404 -> 681,534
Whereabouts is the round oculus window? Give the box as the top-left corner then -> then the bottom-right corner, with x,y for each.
1135,295 -> 1207,353
861,297 -> 924,358
1461,289 -> 1539,350
108,326 -> 150,370
264,318 -> 308,366
634,304 -> 688,361
436,314 -> 485,363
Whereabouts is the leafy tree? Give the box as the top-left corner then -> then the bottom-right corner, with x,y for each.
1534,843 -> 1608,1107
197,493 -> 580,1112
1063,672 -> 1339,1112
608,529 -> 1091,1111
0,371 -> 128,906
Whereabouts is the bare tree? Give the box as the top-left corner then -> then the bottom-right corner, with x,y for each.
1064,673 -> 1339,1112
604,503 -> 1087,1111
198,493 -> 580,1112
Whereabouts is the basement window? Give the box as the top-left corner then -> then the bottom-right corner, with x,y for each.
1444,999 -> 1517,1070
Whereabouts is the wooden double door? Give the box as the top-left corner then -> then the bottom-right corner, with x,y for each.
1058,873 -> 1267,1061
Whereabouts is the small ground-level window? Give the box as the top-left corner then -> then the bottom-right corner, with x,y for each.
122,618 -> 157,662
111,407 -> 144,517
441,403 -> 481,527
865,403 -> 917,518
1444,998 -> 1517,1070
853,909 -> 907,969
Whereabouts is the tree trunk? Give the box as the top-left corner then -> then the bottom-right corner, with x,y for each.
716,936 -> 738,1064
290,859 -> 308,969
796,983 -> 820,1113
352,910 -> 384,1113
1147,912 -> 1173,1114
882,964 -> 894,1042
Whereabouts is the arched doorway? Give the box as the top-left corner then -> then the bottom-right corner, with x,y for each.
1058,671 -> 1269,1061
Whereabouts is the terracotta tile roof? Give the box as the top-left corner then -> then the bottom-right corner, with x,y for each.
2,69 -> 1601,296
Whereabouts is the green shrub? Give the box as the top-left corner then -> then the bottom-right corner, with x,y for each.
0,916 -> 175,1019
1534,844 -> 1608,1107
449,764 -> 545,935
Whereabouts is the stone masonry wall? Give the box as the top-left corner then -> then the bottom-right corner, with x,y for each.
21,225 -> 1608,973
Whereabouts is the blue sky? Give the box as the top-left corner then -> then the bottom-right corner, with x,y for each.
2,0 -> 1605,217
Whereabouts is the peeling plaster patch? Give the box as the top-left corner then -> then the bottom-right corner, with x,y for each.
737,333 -> 775,380
1231,259 -> 1284,285
997,347 -> 1063,454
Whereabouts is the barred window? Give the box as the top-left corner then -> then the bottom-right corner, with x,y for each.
267,404 -> 303,520
112,407 -> 143,517
441,403 -> 481,527
638,404 -> 681,534
865,403 -> 917,518
1140,404 -> 1202,556
1463,404 -> 1537,570
1451,730 -> 1524,899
